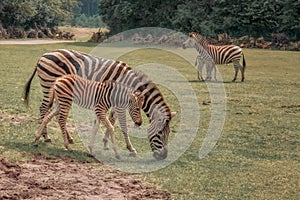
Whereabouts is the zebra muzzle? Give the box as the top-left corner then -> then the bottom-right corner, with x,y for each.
134,121 -> 142,127
153,147 -> 168,160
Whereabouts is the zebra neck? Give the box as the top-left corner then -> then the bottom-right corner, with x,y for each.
144,102 -> 171,121
195,42 -> 208,53
193,36 -> 209,50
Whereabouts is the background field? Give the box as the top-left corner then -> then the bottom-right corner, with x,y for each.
0,42 -> 299,199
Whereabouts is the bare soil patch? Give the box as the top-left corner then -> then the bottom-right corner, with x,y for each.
0,157 -> 171,200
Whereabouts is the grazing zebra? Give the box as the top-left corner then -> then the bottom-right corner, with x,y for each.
183,37 -> 217,81
33,75 -> 144,159
24,49 -> 176,160
184,32 -> 246,82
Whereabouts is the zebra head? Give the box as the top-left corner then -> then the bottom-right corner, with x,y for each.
182,36 -> 197,49
148,110 -> 176,160
128,90 -> 144,127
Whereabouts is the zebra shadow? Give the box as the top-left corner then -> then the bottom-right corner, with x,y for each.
3,140 -> 96,162
188,80 -> 239,84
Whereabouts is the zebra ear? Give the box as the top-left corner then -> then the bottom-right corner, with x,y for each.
134,90 -> 142,96
134,90 -> 144,107
171,112 -> 177,118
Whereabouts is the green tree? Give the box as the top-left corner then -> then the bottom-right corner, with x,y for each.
78,0 -> 99,16
0,0 -> 36,28
0,0 -> 79,29
98,0 -> 300,40
99,0 -> 177,34
277,0 -> 300,40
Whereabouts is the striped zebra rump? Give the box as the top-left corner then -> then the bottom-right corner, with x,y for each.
24,49 -> 176,160
208,45 -> 242,65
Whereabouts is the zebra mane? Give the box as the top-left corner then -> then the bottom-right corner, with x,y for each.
189,32 -> 209,47
133,69 -> 151,84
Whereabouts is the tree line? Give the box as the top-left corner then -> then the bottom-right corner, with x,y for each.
1,0 -> 299,40
99,0 -> 300,40
0,0 -> 102,29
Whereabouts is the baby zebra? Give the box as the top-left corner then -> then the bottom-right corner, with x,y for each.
34,74 -> 144,159
183,36 -> 217,81
195,54 -> 217,81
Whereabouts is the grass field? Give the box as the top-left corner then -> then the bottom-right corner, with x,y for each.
0,42 -> 299,199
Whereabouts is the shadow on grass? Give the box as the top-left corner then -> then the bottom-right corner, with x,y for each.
187,80 -> 238,84
2,140 -> 98,163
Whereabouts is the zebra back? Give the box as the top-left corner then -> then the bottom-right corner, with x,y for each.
53,74 -> 141,111
37,49 -> 171,120
189,32 -> 243,65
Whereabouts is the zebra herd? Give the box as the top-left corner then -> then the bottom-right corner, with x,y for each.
24,32 -> 246,160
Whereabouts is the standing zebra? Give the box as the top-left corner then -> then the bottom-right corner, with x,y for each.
34,75 -> 144,159
183,36 -> 217,81
24,49 -> 176,160
184,32 -> 246,82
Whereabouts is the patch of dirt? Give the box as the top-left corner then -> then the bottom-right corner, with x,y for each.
0,157 -> 171,200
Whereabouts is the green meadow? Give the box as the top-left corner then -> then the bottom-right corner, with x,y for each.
0,42 -> 299,199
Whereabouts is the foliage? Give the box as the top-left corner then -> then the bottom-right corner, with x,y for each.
99,0 -> 300,39
0,0 -> 79,29
99,0 -> 178,34
77,0 -> 99,16
73,14 -> 105,28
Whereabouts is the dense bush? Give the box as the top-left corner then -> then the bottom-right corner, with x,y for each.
99,0 -> 300,40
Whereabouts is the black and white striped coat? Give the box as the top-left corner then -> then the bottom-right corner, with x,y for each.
34,74 -> 144,159
25,49 -> 176,160
183,36 -> 217,81
187,32 -> 246,82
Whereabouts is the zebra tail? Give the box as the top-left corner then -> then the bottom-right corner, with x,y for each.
242,53 -> 246,69
24,67 -> 37,107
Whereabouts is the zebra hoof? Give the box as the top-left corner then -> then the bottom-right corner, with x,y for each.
103,147 -> 109,150
115,154 -> 121,160
68,138 -> 74,144
44,138 -> 52,143
129,151 -> 137,157
87,153 -> 95,158
33,143 -> 39,147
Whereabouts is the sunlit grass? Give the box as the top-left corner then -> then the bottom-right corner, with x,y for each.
0,43 -> 299,199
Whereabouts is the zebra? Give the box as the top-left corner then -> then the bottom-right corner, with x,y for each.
184,32 -> 246,82
183,36 -> 217,81
33,74 -> 144,159
24,49 -> 176,160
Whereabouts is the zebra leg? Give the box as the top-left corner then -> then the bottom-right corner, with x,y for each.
232,62 -> 239,82
115,108 -> 137,157
56,103 -> 72,150
39,101 -> 52,142
241,64 -> 245,82
57,115 -> 71,150
34,103 -> 59,146
88,118 -> 100,156
103,109 -> 117,150
213,64 -> 217,81
97,111 -> 120,159
197,60 -> 204,81
66,130 -> 74,144
205,63 -> 212,81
